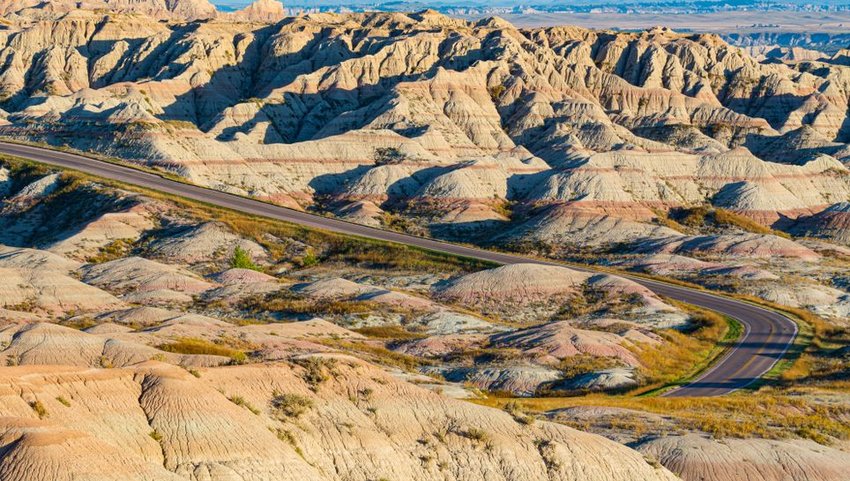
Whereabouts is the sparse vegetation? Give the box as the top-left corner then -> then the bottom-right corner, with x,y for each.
300,250 -> 319,267
488,84 -> 506,101
478,392 -> 850,444
99,355 -> 113,368
374,147 -> 406,165
29,400 -> 48,419
238,290 -> 385,319
669,206 -> 789,238
295,357 -> 338,388
558,354 -> 623,381
230,245 -> 261,271
228,395 -> 261,415
157,338 -> 247,364
455,425 -> 491,445
354,325 -> 426,340
275,428 -> 305,458
630,305 -> 739,393
381,211 -> 418,234
317,339 -> 426,371
55,396 -> 71,407
504,400 -> 536,425
270,391 -> 314,419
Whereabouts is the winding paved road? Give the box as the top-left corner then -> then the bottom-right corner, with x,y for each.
0,141 -> 798,396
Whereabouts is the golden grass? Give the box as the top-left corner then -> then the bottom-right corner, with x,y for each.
474,391 -> 850,443
714,208 -> 790,238
558,354 -> 622,380
237,291 -> 384,318
318,339 -> 427,371
627,304 -> 738,394
670,205 -> 789,238
86,238 -> 134,263
157,338 -> 247,363
354,325 -> 427,340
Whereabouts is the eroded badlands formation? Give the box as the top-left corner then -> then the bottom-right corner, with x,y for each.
0,6 -> 847,324
3,138 -> 849,481
0,159 -> 698,480
1,4 -> 850,481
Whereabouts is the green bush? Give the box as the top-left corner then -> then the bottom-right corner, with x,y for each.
230,246 -> 260,271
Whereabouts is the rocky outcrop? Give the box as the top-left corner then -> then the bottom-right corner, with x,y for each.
636,434 -> 850,481
0,0 -> 218,21
226,0 -> 285,23
790,202 -> 850,245
433,264 -> 683,326
489,320 -> 657,366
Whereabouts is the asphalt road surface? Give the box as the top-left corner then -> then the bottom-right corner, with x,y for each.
0,141 -> 799,397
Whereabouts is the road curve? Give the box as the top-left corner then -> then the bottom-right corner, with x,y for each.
0,141 -> 798,396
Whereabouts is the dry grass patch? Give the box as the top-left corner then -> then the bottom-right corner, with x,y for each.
558,354 -> 623,380
669,206 -> 789,238
629,304 -> 739,393
157,338 -> 247,364
317,339 -> 427,371
239,290 -> 384,318
271,391 -> 314,419
476,391 -> 850,444
354,325 -> 426,340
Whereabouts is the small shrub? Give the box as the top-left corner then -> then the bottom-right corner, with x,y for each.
230,246 -> 260,271
270,391 -> 314,419
300,251 -> 319,267
488,84 -> 506,101
374,147 -> 406,165
358,387 -> 374,402
504,401 -> 535,425
275,428 -> 305,457
228,395 -> 260,415
149,430 -> 162,442
463,427 -> 489,444
295,357 -> 337,388
99,355 -> 113,368
29,400 -> 48,419
644,454 -> 662,469
55,396 -> 71,407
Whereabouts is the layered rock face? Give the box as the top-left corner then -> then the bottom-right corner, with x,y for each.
0,0 -> 286,21
0,8 -> 849,257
